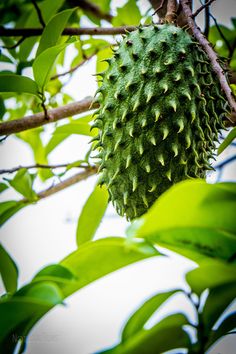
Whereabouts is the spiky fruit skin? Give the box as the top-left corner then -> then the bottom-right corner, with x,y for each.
92,24 -> 227,220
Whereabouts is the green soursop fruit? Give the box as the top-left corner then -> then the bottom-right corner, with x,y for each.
91,24 -> 228,220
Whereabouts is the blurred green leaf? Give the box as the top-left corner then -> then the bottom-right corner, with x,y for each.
131,181 -> 236,262
0,183 -> 8,193
209,24 -> 236,58
33,38 -> 75,90
0,75 -> 39,96
0,237 -> 158,353
0,96 -> 6,120
218,127 -> 236,155
101,314 -> 190,354
206,311 -> 236,351
122,290 -> 180,342
52,122 -> 95,136
0,282 -> 63,353
186,260 -> 236,295
112,0 -> 141,26
202,282 -> 236,333
61,237 -> 158,298
0,54 -> 14,63
33,264 -> 77,288
76,185 -> 108,246
45,118 -> 96,155
0,243 -> 18,293
17,128 -> 53,181
36,8 -> 75,56
89,0 -> 111,13
0,200 -> 26,227
6,168 -> 37,200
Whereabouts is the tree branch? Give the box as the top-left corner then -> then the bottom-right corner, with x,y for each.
192,0 -> 216,18
68,0 -> 113,22
165,0 -> 177,23
0,97 -> 98,136
203,0 -> 210,38
0,163 -> 93,175
50,48 -> 105,81
23,167 -> 98,202
180,0 -> 236,119
214,155 -> 236,170
0,26 -> 138,38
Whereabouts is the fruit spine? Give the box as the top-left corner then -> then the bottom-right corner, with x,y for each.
91,24 -> 227,220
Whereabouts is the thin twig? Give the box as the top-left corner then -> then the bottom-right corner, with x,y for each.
74,0 -> 113,22
204,0 -> 210,38
214,155 -> 236,170
21,167 -> 98,203
51,49 -> 101,81
31,0 -> 46,27
0,26 -> 138,38
229,38 -> 236,61
0,163 -> 93,175
192,0 -> 216,18
209,13 -> 232,53
153,0 -> 166,15
0,97 -> 98,136
180,0 -> 236,119
2,36 -> 26,50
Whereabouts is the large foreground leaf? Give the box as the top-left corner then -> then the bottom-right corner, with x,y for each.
122,290 -> 180,341
131,180 -> 236,262
0,237 -> 158,353
100,314 -> 190,354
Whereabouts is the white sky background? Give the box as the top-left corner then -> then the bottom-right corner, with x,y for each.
0,0 -> 236,353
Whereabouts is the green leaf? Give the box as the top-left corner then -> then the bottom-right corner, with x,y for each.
17,128 -> 53,181
0,244 -> 18,294
101,314 -> 190,354
0,75 -> 39,96
218,128 -> 236,155
15,281 -> 63,304
6,168 -> 37,200
134,181 -> 236,237
0,282 -> 63,354
0,183 -> 8,193
131,181 -> 236,261
202,282 -> 236,334
36,8 -> 75,56
0,53 -> 14,63
206,312 -> 236,350
61,237 -> 158,298
0,237 -> 158,353
112,0 -> 141,26
122,290 -> 180,342
32,264 -> 77,289
0,200 -> 26,227
45,119 -> 97,155
19,0 -> 65,61
33,38 -> 75,90
52,122 -> 96,136
186,260 -> 236,295
134,227 -> 236,263
76,185 -> 109,246
0,96 -> 5,120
